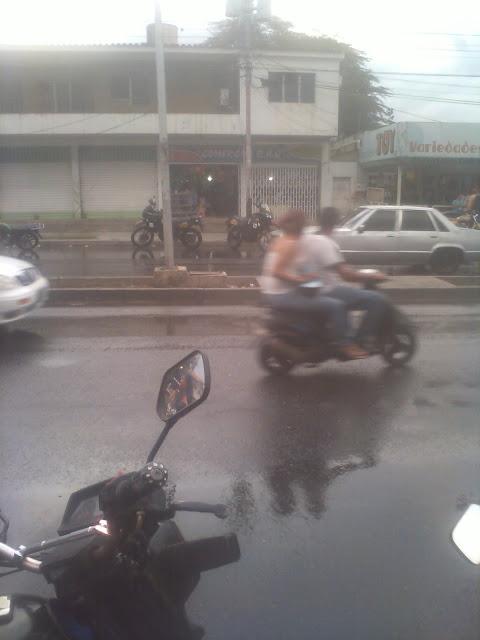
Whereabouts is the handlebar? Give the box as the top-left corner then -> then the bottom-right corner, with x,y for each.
99,463 -> 168,516
0,522 -> 110,575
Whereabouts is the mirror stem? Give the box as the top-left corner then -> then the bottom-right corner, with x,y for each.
147,419 -> 176,463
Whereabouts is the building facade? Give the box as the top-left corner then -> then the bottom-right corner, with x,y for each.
0,34 -> 342,220
331,122 -> 480,213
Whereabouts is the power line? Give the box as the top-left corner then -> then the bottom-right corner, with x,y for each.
374,71 -> 480,77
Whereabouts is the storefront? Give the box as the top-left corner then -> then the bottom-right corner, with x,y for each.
359,123 -> 480,206
169,142 -> 324,219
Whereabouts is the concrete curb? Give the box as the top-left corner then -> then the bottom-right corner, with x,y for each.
46,286 -> 480,307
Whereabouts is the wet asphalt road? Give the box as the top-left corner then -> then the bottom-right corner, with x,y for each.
1,309 -> 479,639
6,245 -> 478,278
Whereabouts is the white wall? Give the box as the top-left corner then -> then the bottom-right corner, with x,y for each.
248,52 -> 341,137
0,113 -> 242,136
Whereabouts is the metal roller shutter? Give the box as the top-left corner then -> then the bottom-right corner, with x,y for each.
0,147 -> 72,218
252,165 -> 318,219
80,146 -> 156,216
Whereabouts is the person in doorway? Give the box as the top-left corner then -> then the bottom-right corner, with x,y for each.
308,207 -> 389,351
261,209 -> 369,360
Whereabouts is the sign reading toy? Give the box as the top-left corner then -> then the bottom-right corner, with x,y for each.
376,130 -> 395,156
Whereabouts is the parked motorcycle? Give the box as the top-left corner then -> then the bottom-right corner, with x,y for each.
0,222 -> 43,251
0,351 -> 240,640
258,270 -> 417,375
131,198 -> 203,249
226,203 -> 275,252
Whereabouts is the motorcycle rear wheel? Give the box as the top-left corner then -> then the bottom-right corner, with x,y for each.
259,338 -> 294,375
227,227 -> 242,250
381,323 -> 417,367
131,225 -> 154,247
17,231 -> 39,250
180,228 -> 202,249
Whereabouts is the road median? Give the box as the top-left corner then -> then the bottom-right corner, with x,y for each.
45,274 -> 480,307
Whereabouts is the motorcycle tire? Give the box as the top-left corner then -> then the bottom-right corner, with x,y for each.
180,228 -> 202,250
131,225 -> 154,248
259,338 -> 294,375
258,230 -> 272,253
381,322 -> 417,367
17,231 -> 39,250
227,227 -> 242,250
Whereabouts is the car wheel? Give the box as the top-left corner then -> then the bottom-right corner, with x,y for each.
430,248 -> 463,275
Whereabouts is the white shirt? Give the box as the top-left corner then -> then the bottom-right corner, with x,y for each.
260,233 -> 344,295
301,233 -> 344,291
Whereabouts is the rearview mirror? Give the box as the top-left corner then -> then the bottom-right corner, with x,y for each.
452,504 -> 480,565
357,224 -> 366,234
157,351 -> 210,423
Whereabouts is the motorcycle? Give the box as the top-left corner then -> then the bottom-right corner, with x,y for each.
258,270 -> 417,375
454,210 -> 480,230
0,222 -> 43,251
131,198 -> 203,250
226,203 -> 275,252
0,351 -> 240,640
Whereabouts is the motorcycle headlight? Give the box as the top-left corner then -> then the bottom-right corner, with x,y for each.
0,275 -> 17,290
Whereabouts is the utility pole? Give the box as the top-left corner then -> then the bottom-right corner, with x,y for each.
242,2 -> 253,218
154,1 -> 175,268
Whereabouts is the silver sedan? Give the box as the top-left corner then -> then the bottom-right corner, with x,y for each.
0,255 -> 49,325
311,206 -> 480,274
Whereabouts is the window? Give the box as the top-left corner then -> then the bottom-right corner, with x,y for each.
363,209 -> 396,231
268,72 -> 315,103
111,74 -> 150,106
431,212 -> 449,232
401,210 -> 435,231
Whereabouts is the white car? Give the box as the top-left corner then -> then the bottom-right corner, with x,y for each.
0,256 -> 49,325
308,205 -> 480,274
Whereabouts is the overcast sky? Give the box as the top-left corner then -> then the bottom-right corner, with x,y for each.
2,0 -> 480,123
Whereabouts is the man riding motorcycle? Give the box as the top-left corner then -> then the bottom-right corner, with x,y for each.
261,208 -> 388,360
311,206 -> 389,352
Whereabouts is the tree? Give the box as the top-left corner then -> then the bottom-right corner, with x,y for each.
206,16 -> 393,136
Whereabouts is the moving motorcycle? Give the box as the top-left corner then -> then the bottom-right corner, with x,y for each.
258,270 -> 417,375
0,222 -> 43,251
0,351 -> 240,640
226,203 -> 274,252
454,210 -> 480,230
131,198 -> 203,250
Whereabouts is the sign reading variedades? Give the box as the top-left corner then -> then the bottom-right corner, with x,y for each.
360,122 -> 480,162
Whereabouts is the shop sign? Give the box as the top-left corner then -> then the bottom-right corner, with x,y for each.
254,144 -> 322,162
361,123 -> 480,163
169,145 -> 242,163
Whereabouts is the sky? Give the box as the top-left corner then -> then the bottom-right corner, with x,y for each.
1,0 -> 480,123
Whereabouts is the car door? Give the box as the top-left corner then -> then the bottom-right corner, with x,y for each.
337,208 -> 399,265
396,209 -> 440,265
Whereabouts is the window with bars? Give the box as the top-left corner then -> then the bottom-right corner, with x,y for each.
268,72 -> 315,103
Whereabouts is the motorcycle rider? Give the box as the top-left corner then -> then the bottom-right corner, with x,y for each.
261,209 -> 369,359
309,207 -> 388,351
